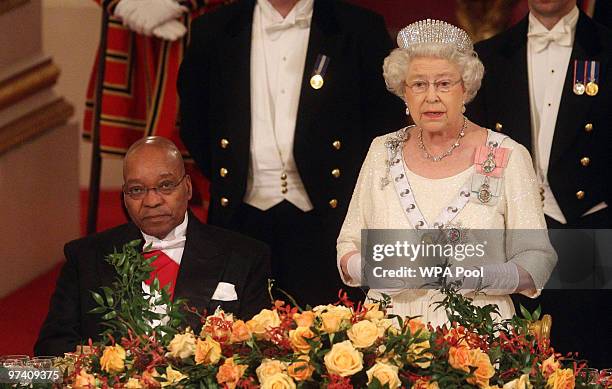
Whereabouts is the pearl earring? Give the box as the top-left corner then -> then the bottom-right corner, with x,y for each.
461,101 -> 466,114
405,106 -> 410,116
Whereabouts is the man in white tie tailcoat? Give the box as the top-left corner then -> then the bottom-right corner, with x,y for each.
467,0 -> 612,367
35,137 -> 271,356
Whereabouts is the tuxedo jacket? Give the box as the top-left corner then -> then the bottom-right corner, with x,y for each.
178,0 -> 405,230
34,214 -> 271,356
468,12 -> 612,225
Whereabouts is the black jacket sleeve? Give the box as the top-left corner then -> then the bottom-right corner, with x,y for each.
34,243 -> 83,356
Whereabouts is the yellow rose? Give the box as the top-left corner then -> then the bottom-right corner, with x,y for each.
546,368 -> 575,389
448,346 -> 471,373
376,318 -> 397,337
230,320 -> 252,343
366,362 -> 401,389
289,326 -> 317,353
293,311 -> 316,327
252,309 -> 282,328
413,378 -> 439,389
541,355 -> 561,379
364,303 -> 385,322
256,359 -> 286,384
287,356 -> 315,382
466,349 -> 495,389
160,365 -> 187,387
99,344 -> 126,374
167,330 -> 196,359
503,374 -> 532,389
324,340 -> 363,377
408,340 -> 432,369
347,320 -> 379,348
73,369 -> 97,388
125,378 -> 142,388
195,335 -> 222,365
261,372 -> 297,389
319,306 -> 352,333
216,358 -> 248,389
247,309 -> 281,339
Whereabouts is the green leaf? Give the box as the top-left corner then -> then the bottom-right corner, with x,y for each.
89,306 -> 107,314
102,311 -> 117,320
533,305 -> 542,321
519,304 -> 532,321
91,291 -> 105,307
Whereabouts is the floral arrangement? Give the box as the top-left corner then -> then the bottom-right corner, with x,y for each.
60,241 -> 604,389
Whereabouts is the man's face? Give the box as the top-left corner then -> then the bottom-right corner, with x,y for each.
123,147 -> 192,239
528,0 -> 577,18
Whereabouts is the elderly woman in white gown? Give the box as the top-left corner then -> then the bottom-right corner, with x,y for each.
337,20 -> 557,326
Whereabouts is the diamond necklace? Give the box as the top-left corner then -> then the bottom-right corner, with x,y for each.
417,116 -> 467,162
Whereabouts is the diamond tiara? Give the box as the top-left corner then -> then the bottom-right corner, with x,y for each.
397,19 -> 473,53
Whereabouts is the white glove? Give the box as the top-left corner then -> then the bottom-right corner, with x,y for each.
115,0 -> 187,36
152,19 -> 187,41
449,262 -> 520,295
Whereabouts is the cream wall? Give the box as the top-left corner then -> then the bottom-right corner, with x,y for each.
0,0 -> 79,297
42,0 -> 124,189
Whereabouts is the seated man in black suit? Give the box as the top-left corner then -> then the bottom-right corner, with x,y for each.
35,137 -> 271,356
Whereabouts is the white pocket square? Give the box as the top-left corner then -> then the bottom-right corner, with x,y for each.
211,282 -> 238,301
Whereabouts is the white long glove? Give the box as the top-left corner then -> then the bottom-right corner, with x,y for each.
115,0 -> 187,36
153,19 -> 187,41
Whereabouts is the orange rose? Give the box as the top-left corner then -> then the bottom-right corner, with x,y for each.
141,369 -> 161,388
73,369 -> 97,388
230,320 -> 252,343
466,350 -> 495,388
293,311 -> 315,327
195,336 -> 222,365
289,326 -> 317,354
449,346 -> 471,372
99,345 -> 126,374
413,378 -> 439,389
541,355 -> 561,379
216,358 -> 248,389
546,369 -> 575,389
407,318 -> 428,335
287,356 -> 315,382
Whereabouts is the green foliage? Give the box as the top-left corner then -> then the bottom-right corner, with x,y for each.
89,240 -> 187,344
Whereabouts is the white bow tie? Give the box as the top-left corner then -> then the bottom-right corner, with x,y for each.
264,16 -> 310,40
528,29 -> 572,52
145,236 -> 186,251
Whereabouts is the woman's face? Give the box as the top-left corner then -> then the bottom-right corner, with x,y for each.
403,57 -> 467,133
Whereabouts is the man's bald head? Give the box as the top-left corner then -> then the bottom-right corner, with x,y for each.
123,136 -> 185,180
122,137 -> 192,239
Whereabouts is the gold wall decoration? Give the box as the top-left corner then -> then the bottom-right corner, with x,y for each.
456,0 -> 520,43
0,0 -> 28,15
0,97 -> 74,155
0,59 -> 61,111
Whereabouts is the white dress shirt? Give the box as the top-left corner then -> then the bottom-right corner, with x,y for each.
141,211 -> 188,265
528,7 -> 575,224
245,0 -> 314,211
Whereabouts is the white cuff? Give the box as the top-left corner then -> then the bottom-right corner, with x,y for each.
452,262 -> 520,295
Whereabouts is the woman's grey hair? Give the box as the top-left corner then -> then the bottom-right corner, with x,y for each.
383,43 -> 484,103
